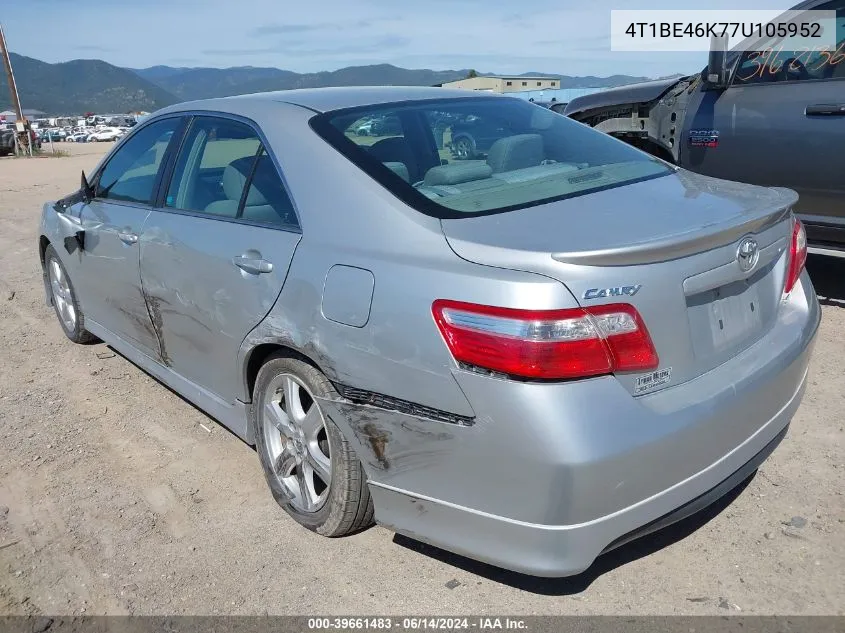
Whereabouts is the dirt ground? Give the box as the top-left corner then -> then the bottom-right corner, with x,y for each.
0,143 -> 843,616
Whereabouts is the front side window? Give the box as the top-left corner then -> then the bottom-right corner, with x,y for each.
733,3 -> 845,84
95,117 -> 180,204
312,97 -> 671,218
166,116 -> 296,227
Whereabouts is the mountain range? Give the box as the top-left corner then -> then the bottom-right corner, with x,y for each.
2,52 -> 660,115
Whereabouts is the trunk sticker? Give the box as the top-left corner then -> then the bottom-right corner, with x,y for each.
635,367 -> 672,394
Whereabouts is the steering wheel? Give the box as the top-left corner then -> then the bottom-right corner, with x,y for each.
776,57 -> 809,81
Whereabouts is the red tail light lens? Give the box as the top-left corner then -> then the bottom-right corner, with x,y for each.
784,218 -> 807,296
431,300 -> 659,380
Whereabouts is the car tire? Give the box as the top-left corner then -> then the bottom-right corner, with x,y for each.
252,354 -> 374,536
452,135 -> 476,159
44,244 -> 96,344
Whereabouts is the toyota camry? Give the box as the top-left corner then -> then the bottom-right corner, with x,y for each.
39,87 -> 819,577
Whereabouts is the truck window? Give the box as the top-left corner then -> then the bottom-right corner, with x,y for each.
733,2 -> 845,84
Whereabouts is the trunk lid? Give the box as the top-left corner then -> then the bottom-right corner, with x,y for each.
440,170 -> 797,396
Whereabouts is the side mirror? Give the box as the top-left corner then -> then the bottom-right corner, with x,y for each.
81,170 -> 94,203
705,34 -> 730,90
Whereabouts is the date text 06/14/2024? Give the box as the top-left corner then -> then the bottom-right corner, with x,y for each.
307,617 -> 529,630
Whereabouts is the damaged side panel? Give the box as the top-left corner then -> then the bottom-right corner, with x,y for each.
316,396 -> 460,484
315,385 -> 579,529
139,209 -> 300,404
40,200 -> 161,360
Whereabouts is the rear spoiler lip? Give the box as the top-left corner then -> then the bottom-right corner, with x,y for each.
551,189 -> 797,267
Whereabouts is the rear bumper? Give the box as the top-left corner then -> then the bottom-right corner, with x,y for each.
319,273 -> 820,577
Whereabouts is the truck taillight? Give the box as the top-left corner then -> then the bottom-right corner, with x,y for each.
431,300 -> 659,380
784,218 -> 807,296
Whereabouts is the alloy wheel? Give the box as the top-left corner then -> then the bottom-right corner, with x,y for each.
261,373 -> 332,513
49,257 -> 77,332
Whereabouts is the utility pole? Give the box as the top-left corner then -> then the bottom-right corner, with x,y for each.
0,22 -> 28,156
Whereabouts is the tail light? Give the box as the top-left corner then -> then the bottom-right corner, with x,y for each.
431,300 -> 659,380
784,218 -> 807,296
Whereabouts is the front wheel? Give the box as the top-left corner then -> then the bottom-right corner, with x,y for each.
44,244 -> 96,344
252,354 -> 374,536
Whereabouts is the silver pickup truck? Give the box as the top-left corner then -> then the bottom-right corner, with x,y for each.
564,0 -> 845,252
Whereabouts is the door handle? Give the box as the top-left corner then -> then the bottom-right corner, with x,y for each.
805,103 -> 845,116
233,255 -> 273,275
118,232 -> 138,245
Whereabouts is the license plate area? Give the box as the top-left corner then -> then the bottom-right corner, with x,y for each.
705,281 -> 762,351
686,268 -> 776,363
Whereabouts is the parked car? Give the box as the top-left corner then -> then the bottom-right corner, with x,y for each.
65,131 -> 91,143
448,113 -> 516,159
39,128 -> 67,142
564,0 -> 845,252
0,128 -> 15,156
88,127 -> 123,142
353,114 -> 401,137
40,87 -> 819,577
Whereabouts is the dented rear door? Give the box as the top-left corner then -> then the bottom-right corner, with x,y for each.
138,116 -> 301,404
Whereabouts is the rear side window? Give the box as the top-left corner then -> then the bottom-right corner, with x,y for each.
165,116 -> 297,227
95,118 -> 179,205
239,149 -> 298,226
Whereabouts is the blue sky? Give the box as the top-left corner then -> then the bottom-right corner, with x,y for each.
10,0 -> 789,76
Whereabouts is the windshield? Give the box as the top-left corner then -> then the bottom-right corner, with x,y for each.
311,97 -> 672,218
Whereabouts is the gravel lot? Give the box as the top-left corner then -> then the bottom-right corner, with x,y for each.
0,143 -> 843,616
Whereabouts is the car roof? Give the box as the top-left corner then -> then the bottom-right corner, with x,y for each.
158,86 -> 506,116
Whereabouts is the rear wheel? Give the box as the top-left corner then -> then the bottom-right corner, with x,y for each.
252,354 -> 373,536
44,244 -> 96,344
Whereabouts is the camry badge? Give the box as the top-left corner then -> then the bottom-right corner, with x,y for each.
583,285 -> 642,300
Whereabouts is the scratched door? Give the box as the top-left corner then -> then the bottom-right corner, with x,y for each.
74,116 -> 185,358
139,116 -> 301,403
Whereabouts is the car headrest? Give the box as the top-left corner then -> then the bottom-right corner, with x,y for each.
221,156 -> 267,206
424,163 -> 493,186
486,134 -> 545,173
368,137 -> 413,163
383,161 -> 410,183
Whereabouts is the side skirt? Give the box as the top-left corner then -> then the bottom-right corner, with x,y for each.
84,319 -> 253,444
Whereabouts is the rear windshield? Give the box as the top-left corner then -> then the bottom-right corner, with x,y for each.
310,96 -> 672,218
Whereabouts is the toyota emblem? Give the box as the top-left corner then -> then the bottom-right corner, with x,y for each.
736,237 -> 759,273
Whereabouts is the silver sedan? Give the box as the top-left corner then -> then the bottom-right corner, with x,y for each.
39,87 -> 819,577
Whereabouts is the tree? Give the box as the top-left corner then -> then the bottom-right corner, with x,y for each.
466,69 -> 478,79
